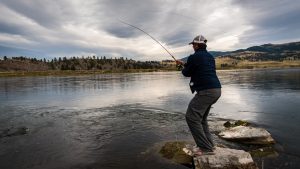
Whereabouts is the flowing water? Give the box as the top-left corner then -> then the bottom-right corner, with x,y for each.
0,68 -> 299,169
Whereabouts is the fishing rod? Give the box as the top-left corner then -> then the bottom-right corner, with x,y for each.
119,19 -> 177,62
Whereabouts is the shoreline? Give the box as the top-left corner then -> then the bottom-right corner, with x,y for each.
0,68 -> 176,77
0,65 -> 299,77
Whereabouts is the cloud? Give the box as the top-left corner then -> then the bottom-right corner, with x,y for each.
231,0 -> 300,47
0,0 -> 299,60
0,0 -> 77,28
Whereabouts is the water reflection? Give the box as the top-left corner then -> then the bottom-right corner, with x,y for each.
218,68 -> 300,90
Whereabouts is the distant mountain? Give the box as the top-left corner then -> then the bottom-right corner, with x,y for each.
180,41 -> 300,61
245,42 -> 300,53
222,41 -> 300,61
209,51 -> 231,57
181,51 -> 230,62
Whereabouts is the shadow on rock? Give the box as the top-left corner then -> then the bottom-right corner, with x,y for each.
0,127 -> 29,138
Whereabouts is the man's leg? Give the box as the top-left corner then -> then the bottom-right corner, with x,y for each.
201,88 -> 221,149
185,94 -> 214,151
202,105 -> 214,148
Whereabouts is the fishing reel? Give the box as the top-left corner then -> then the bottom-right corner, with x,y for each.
176,64 -> 184,71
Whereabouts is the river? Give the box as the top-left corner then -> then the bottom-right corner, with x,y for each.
0,68 -> 299,169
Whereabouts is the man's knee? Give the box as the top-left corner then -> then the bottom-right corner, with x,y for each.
185,113 -> 191,122
185,112 -> 200,126
185,113 -> 193,125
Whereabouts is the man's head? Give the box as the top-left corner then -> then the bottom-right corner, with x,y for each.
189,35 -> 207,51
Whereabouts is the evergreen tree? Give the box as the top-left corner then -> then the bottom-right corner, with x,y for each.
71,64 -> 76,70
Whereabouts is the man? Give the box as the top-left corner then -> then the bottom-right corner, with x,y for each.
176,35 -> 221,155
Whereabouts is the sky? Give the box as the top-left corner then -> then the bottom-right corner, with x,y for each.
0,0 -> 300,60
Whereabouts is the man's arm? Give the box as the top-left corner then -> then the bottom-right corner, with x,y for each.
181,56 -> 195,77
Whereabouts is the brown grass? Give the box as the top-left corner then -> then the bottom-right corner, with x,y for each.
215,58 -> 300,70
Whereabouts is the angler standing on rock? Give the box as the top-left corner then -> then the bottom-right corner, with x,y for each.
176,35 -> 221,156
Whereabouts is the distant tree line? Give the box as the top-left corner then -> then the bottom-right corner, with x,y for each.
0,56 -> 175,71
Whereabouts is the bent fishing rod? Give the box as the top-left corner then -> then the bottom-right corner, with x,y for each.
119,19 -> 177,62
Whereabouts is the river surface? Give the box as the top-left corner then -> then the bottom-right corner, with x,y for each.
0,68 -> 299,169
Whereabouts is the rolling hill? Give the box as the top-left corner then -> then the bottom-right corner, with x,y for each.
181,41 -> 300,61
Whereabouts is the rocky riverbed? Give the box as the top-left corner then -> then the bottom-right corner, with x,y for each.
158,118 -> 278,169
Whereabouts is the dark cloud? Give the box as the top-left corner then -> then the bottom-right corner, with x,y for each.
104,22 -> 142,38
96,0 -> 164,39
0,22 -> 26,36
163,30 -> 192,46
0,0 -> 299,59
256,9 -> 300,28
1,0 -> 76,28
231,0 -> 300,45
236,0 -> 300,29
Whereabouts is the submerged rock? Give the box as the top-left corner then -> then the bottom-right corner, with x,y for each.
193,147 -> 258,169
249,147 -> 279,158
0,127 -> 29,138
235,120 -> 250,127
224,120 -> 250,128
218,126 -> 275,145
242,136 -> 275,145
223,121 -> 232,128
159,141 -> 193,166
208,119 -> 250,134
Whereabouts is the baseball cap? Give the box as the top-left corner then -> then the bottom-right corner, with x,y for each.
189,35 -> 207,45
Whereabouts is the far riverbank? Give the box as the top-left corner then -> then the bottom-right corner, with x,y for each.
0,68 -> 176,77
1,63 -> 299,77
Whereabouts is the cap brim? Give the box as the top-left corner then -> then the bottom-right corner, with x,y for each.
189,41 -> 206,45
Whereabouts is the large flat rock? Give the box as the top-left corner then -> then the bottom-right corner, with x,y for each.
219,126 -> 271,139
208,119 -> 249,134
193,147 -> 258,169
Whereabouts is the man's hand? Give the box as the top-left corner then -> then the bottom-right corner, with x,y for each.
176,60 -> 184,71
176,60 -> 184,66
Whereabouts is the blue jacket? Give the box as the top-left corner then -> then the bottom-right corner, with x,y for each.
182,49 -> 221,93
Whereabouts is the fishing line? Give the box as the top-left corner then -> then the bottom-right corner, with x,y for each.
118,19 -> 177,62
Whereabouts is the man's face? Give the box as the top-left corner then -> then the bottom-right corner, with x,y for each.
192,43 -> 199,51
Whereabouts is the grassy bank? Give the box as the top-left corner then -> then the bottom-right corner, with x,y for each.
215,58 -> 300,69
